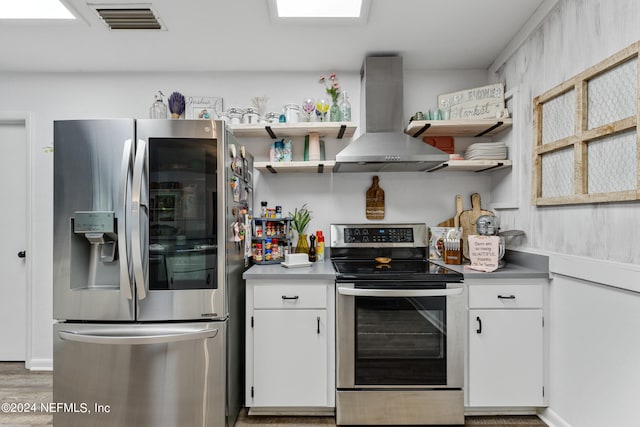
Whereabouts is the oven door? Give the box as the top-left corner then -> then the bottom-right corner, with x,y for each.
336,281 -> 464,389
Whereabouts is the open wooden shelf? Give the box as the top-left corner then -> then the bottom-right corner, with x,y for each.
405,118 -> 512,138
426,159 -> 512,173
229,122 -> 357,139
254,160 -> 335,174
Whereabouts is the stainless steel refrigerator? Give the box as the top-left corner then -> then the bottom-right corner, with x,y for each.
52,119 -> 252,427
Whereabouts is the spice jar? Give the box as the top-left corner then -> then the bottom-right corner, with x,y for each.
242,107 -> 260,124
284,103 -> 300,123
254,243 -> 263,262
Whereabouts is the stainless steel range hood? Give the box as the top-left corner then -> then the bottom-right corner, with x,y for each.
333,56 -> 449,173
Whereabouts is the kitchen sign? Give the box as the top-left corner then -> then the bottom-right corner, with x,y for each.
438,83 -> 505,120
465,235 -> 500,272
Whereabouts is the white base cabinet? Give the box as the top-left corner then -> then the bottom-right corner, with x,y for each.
466,280 -> 547,408
246,279 -> 335,412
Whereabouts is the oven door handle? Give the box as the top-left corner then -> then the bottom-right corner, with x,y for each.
336,285 -> 463,298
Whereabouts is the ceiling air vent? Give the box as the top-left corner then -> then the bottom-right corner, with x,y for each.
95,7 -> 162,30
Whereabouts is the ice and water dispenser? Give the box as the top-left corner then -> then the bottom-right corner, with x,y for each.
71,211 -> 120,289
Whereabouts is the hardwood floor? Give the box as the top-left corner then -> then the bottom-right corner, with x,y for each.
0,362 -> 53,426
0,362 -> 546,427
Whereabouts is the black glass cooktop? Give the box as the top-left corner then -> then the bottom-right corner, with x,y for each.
332,259 -> 463,282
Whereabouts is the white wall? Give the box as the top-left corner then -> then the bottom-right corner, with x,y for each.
0,68 -> 489,366
490,1 -> 640,426
491,0 -> 640,265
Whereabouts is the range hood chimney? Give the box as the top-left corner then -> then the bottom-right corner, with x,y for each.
333,56 -> 449,173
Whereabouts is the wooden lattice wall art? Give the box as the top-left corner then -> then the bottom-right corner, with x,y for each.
532,41 -> 640,205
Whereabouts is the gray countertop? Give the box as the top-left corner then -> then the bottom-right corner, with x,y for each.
243,260 -> 336,280
432,249 -> 550,279
243,250 -> 550,281
432,260 -> 550,279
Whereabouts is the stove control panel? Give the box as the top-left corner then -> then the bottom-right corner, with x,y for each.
344,227 -> 414,243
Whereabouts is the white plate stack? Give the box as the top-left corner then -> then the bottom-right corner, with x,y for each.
464,142 -> 507,160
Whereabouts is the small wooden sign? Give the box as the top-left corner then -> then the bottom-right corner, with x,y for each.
365,176 -> 385,220
438,83 -> 505,120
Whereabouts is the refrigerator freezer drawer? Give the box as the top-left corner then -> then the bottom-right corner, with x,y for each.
53,322 -> 226,427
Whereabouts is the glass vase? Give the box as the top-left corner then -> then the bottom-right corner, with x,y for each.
295,233 -> 309,254
330,98 -> 342,122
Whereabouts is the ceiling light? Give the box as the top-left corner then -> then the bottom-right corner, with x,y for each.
0,0 -> 75,19
276,0 -> 363,18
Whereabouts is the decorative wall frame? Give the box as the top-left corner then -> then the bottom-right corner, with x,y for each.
185,96 -> 223,119
532,41 -> 640,205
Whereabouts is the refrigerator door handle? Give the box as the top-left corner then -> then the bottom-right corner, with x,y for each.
131,138 -> 147,300
118,138 -> 134,301
58,327 -> 218,345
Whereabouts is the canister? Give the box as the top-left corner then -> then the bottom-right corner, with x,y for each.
226,107 -> 244,125
264,112 -> 280,123
284,103 -> 300,123
242,107 -> 260,124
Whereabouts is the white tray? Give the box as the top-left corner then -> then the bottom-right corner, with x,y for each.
281,262 -> 312,268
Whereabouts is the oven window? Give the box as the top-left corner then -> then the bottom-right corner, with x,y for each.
355,296 -> 447,385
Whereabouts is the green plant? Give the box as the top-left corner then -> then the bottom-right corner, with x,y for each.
289,203 -> 312,234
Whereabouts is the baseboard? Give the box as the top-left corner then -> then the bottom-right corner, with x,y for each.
26,358 -> 53,371
248,407 -> 335,416
539,408 -> 572,427
464,408 -> 538,416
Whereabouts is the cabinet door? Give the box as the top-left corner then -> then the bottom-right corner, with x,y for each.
252,309 -> 328,407
468,309 -> 544,407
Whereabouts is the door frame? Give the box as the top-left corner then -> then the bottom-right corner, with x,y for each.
0,112 -> 33,367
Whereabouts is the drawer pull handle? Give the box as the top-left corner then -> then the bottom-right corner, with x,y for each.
281,295 -> 299,300
476,316 -> 482,334
497,295 -> 516,300
317,316 -> 320,334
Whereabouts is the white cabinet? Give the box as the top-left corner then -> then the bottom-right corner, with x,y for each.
467,280 -> 547,408
246,280 -> 335,413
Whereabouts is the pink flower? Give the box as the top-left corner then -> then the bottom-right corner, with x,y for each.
319,72 -> 341,102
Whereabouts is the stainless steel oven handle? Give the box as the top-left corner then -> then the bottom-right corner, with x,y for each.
337,285 -> 463,298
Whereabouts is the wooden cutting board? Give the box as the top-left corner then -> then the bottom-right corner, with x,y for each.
437,194 -> 463,227
366,175 -> 385,220
458,193 -> 494,258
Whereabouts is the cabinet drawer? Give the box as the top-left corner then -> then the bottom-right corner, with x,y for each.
468,284 -> 543,309
254,284 -> 327,309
